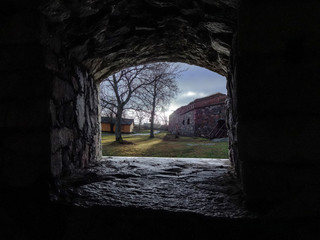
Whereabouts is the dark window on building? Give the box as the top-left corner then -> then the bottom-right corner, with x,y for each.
182,120 -> 185,125
187,118 -> 190,124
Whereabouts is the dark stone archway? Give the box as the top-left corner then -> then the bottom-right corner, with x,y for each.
1,1 -> 320,231
40,0 -> 240,181
41,0 -> 238,80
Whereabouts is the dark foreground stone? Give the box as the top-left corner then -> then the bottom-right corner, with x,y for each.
1,200 -> 320,240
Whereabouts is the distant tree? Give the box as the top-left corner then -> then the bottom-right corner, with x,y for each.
100,65 -> 152,142
134,109 -> 148,130
157,109 -> 169,126
135,62 -> 183,138
100,95 -> 117,132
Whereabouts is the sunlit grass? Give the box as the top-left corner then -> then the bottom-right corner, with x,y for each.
102,132 -> 229,158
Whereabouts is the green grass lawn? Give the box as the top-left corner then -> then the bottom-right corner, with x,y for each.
132,128 -> 151,133
101,132 -> 229,158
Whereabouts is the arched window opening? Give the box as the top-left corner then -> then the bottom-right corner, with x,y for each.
99,62 -> 228,159
59,61 -> 240,218
32,0 -> 247,226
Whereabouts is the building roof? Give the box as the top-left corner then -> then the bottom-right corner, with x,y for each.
121,118 -> 134,125
101,117 -> 134,125
171,92 -> 226,116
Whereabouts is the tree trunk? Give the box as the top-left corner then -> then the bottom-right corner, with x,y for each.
115,106 -> 123,142
150,111 -> 155,138
150,93 -> 157,138
150,84 -> 158,138
109,113 -> 115,133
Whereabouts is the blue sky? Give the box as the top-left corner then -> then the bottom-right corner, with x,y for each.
166,63 -> 227,115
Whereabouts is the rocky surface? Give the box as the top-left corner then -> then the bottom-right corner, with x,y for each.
60,156 -> 252,218
49,64 -> 101,177
41,0 -> 238,81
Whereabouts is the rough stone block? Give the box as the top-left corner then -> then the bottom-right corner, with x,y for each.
52,77 -> 75,102
76,67 -> 85,93
48,64 -> 102,176
51,149 -> 62,177
44,50 -> 59,72
63,102 -> 75,127
81,144 -> 89,168
76,95 -> 85,129
62,148 -> 73,175
50,127 -> 73,153
49,100 -> 57,126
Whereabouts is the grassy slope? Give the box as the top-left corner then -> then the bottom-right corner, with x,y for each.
101,132 -> 229,158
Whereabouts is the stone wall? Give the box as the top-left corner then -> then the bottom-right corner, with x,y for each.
40,0 -> 237,82
195,104 -> 226,137
49,66 -> 101,178
169,94 -> 227,137
226,32 -> 239,176
0,0 -> 102,204
0,3 -> 50,199
3,0 -> 320,221
40,0 -> 237,179
234,1 -> 320,213
40,14 -> 102,182
169,110 -> 195,136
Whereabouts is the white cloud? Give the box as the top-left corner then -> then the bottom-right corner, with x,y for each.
181,91 -> 206,98
181,91 -> 196,97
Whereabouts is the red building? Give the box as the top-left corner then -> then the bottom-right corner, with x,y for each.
168,93 -> 227,138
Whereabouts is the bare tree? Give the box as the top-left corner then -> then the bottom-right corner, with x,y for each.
135,62 -> 182,138
157,109 -> 169,126
100,92 -> 117,132
134,109 -> 147,131
100,65 -> 152,142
